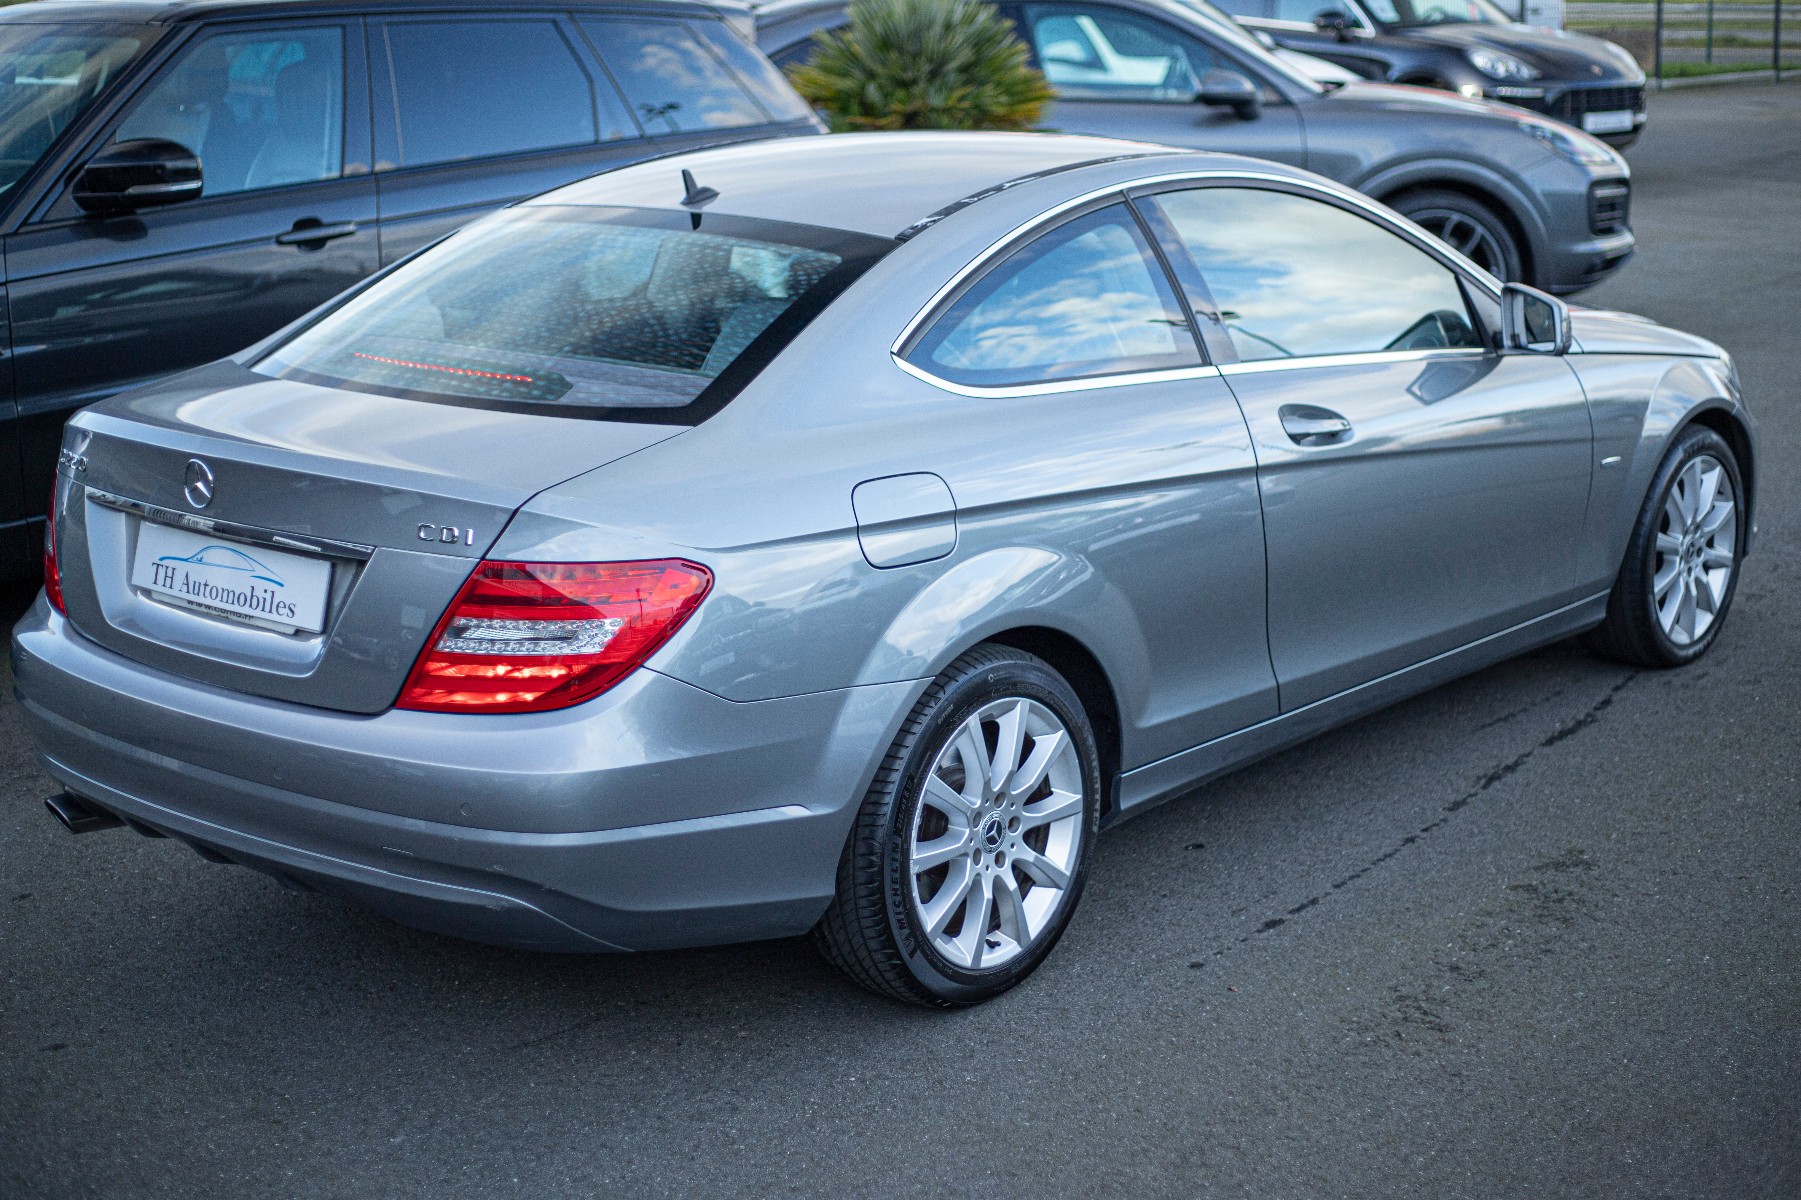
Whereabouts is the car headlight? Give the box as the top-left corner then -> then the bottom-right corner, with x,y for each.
1466,46 -> 1541,82
1515,116 -> 1623,168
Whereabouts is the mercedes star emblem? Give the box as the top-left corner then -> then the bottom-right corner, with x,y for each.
183,458 -> 215,509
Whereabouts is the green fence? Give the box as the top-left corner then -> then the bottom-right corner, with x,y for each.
1567,1 -> 1795,81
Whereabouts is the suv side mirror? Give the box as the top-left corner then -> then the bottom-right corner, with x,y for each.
1313,10 -> 1356,41
73,139 -> 203,215
1196,69 -> 1260,120
1500,282 -> 1572,354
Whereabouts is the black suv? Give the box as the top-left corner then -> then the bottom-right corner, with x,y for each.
1210,0 -> 1648,145
0,0 -> 819,575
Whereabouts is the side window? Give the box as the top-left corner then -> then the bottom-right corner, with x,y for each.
1147,187 -> 1482,362
580,18 -> 767,133
683,20 -> 814,123
908,203 -> 1202,388
1273,0 -> 1370,26
1022,5 -> 1219,101
1208,0 -> 1269,17
115,26 -> 343,196
380,20 -> 626,169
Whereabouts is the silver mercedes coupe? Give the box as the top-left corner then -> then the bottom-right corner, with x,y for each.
12,133 -> 1754,1006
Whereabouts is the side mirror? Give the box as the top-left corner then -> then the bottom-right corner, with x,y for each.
73,138 -> 202,215
1500,282 -> 1572,354
1196,69 -> 1260,120
1313,10 -> 1356,41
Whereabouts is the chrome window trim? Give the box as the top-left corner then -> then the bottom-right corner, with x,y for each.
1217,347 -> 1489,376
890,168 -> 1505,395
894,356 -> 1223,398
86,489 -> 376,562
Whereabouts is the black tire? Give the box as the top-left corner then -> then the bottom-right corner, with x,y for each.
1585,425 -> 1745,668
1390,187 -> 1525,283
813,644 -> 1101,1008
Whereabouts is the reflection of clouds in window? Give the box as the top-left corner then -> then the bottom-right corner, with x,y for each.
1154,188 -> 1477,360
915,206 -> 1200,387
587,20 -> 763,132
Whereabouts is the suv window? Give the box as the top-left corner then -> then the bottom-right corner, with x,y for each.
581,17 -> 769,132
0,25 -> 143,198
684,20 -> 814,123
1272,0 -> 1367,25
1146,187 -> 1481,361
116,26 -> 342,196
381,19 -> 627,168
908,203 -> 1201,388
1022,5 -> 1222,100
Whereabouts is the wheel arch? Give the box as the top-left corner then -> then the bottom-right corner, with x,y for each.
1678,403 -> 1757,554
1376,176 -> 1539,284
982,625 -> 1125,821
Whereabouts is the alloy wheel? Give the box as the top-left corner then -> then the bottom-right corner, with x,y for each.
1652,453 -> 1737,646
909,697 -> 1085,971
1409,208 -> 1509,276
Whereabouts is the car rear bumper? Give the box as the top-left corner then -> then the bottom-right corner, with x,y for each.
12,598 -> 921,952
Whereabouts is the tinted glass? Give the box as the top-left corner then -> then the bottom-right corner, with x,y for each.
582,18 -> 766,132
1149,188 -> 1481,361
383,20 -> 617,168
910,204 -> 1201,388
1273,0 -> 1368,24
1361,0 -> 1509,24
685,19 -> 813,122
0,25 -> 143,196
118,27 -> 341,196
257,207 -> 881,418
1024,5 -> 1220,100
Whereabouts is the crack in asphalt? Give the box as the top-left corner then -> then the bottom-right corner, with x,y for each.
1189,671 -> 1640,967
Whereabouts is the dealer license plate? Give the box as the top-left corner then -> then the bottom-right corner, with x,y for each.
131,522 -> 331,633
1582,110 -> 1635,135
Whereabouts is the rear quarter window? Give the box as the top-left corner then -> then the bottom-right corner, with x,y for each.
579,17 -> 770,132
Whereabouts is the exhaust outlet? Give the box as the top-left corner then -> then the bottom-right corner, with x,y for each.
44,792 -> 125,835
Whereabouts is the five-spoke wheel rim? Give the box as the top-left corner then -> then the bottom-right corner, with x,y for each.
1653,453 -> 1737,646
909,698 -> 1085,971
1409,208 -> 1509,277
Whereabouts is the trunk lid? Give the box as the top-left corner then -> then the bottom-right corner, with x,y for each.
55,361 -> 683,713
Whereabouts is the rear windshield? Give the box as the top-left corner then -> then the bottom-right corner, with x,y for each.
255,205 -> 892,422
0,23 -> 145,196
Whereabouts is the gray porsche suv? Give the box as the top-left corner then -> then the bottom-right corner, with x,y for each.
756,0 -> 1634,293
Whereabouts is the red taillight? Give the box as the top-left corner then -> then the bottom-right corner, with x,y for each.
395,559 -> 712,714
43,486 -> 65,614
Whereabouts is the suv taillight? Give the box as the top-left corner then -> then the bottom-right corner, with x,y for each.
43,486 -> 65,614
396,560 -> 711,714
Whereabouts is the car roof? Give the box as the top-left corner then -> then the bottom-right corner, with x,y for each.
0,0 -> 745,26
527,131 -> 1230,238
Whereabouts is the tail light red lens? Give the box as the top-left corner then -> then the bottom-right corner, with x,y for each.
43,486 -> 65,615
396,559 -> 712,714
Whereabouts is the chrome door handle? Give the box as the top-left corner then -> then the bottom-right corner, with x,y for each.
1279,405 -> 1353,446
276,220 -> 358,247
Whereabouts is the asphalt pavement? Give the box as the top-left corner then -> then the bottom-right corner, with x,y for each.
3,83 -> 1799,1200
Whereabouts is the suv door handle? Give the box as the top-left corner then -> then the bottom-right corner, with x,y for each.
1279,404 -> 1353,446
276,219 -> 357,247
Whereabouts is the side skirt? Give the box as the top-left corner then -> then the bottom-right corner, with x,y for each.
1108,592 -> 1610,826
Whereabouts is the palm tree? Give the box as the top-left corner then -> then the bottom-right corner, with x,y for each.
790,0 -> 1055,132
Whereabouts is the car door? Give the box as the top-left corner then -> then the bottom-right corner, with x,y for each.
897,200 -> 1278,765
1137,182 -> 1593,710
1005,1 -> 1305,164
4,18 -> 376,519
370,12 -> 813,264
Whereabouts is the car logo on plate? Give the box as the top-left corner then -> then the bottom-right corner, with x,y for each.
155,544 -> 285,588
183,459 -> 214,510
